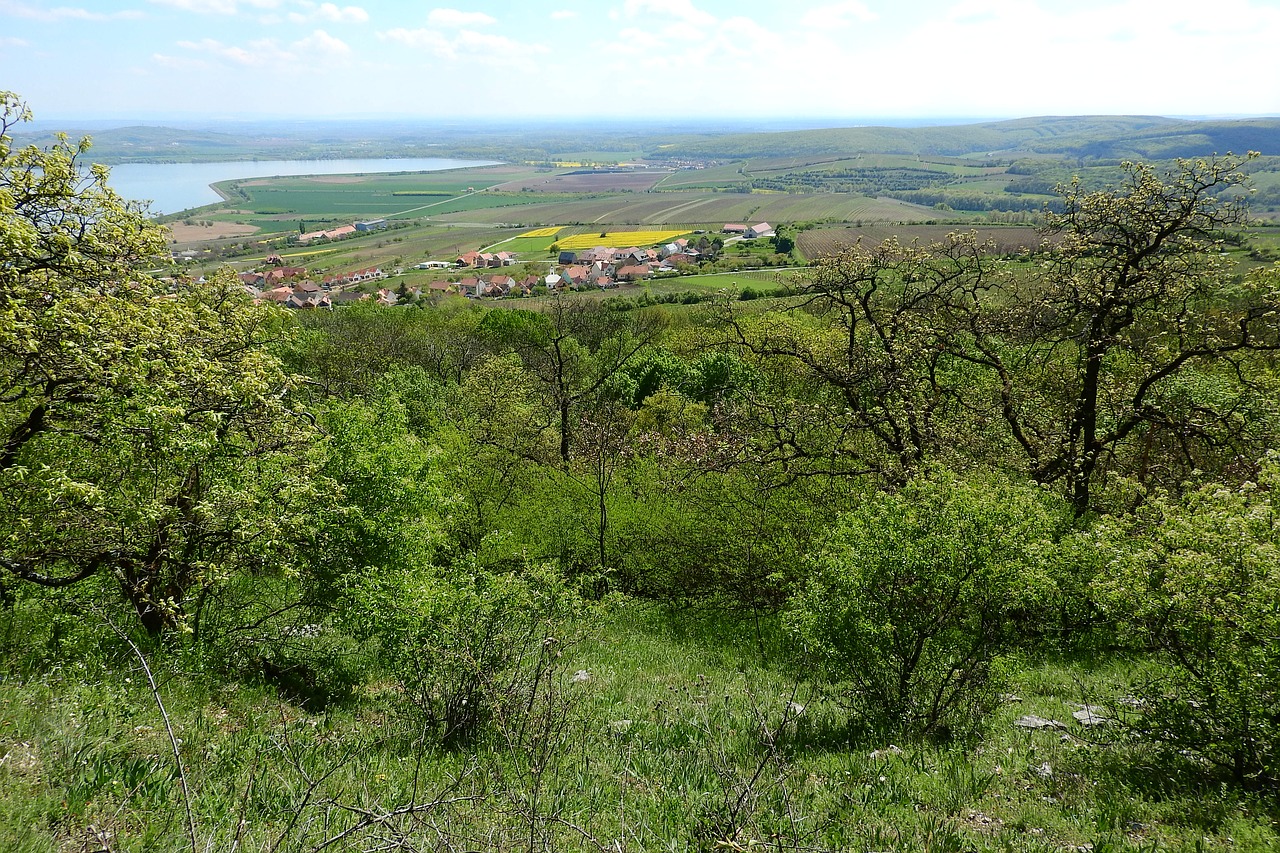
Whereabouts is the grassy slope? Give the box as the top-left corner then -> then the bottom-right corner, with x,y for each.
2,603 -> 1277,852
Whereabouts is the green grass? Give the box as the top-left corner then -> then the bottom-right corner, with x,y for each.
2,598 -> 1279,852
484,235 -> 557,254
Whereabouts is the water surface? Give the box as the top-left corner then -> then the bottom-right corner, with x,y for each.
104,157 -> 498,215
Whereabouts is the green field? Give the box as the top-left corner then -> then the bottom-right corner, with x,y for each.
483,235 -> 558,254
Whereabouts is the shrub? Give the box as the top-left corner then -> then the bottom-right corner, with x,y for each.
342,557 -> 583,745
247,625 -> 369,710
786,470 -> 1064,739
1092,458 -> 1280,785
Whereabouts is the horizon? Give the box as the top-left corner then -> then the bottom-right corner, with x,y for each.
4,1 -> 1280,122
21,113 -> 1280,135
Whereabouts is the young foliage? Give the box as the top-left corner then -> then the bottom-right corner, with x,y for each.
1092,458 -> 1280,784
1,93 -> 330,635
787,470 -> 1066,739
342,558 -> 584,746
976,155 -> 1280,514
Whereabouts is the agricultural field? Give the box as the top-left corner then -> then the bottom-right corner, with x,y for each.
426,191 -> 939,229
160,138 -> 1280,290
555,229 -> 691,249
483,235 -> 559,254
496,170 -> 672,192
797,224 -> 1043,258
653,163 -> 752,190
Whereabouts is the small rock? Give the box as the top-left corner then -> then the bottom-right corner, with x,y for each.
1072,706 -> 1110,727
572,670 -> 591,683
1031,761 -> 1054,779
1014,715 -> 1066,730
870,744 -> 903,760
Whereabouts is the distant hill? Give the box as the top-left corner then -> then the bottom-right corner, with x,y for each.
12,125 -> 258,161
641,116 -> 1280,161
11,115 -> 1280,166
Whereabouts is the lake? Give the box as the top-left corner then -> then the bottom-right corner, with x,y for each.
104,157 -> 499,215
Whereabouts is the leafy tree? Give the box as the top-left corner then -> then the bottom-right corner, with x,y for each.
291,299 -> 486,394
0,93 -> 324,635
724,234 -> 989,484
969,155 -> 1280,514
736,157 -> 1280,512
342,557 -> 583,745
437,354 -> 554,559
497,294 -> 663,462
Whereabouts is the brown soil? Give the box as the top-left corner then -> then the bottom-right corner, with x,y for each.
166,221 -> 260,243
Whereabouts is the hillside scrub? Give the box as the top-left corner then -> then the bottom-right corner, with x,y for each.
6,90 -> 1280,849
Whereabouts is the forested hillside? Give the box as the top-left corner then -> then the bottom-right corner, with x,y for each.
4,92 -> 1280,851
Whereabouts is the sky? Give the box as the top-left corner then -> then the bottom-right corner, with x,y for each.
2,0 -> 1280,122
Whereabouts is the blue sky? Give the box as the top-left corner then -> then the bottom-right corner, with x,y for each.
3,0 -> 1280,121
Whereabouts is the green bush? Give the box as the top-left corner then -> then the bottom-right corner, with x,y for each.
786,470 -> 1065,739
342,557 -> 583,745
1092,457 -> 1280,785
246,624 -> 370,711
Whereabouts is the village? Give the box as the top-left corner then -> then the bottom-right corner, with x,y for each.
234,221 -> 779,309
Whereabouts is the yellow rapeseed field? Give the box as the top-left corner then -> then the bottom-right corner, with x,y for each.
556,230 -> 688,250
521,226 -> 565,238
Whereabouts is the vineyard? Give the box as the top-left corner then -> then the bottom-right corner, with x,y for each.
797,223 -> 1043,258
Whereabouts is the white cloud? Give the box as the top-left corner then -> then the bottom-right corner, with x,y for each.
1,35 -> 29,46
378,25 -> 546,67
379,27 -> 452,53
148,0 -> 280,13
753,0 -> 1280,117
550,9 -> 576,20
288,1 -> 367,23
176,36 -> 267,64
293,28 -> 351,57
620,0 -> 716,27
426,8 -> 496,28
169,28 -> 348,67
151,51 -> 213,69
799,1 -> 877,29
0,1 -> 143,21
